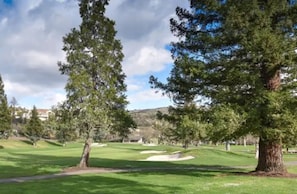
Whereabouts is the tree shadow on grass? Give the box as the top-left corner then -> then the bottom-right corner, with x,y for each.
0,152 -> 247,180
44,140 -> 63,147
19,139 -> 33,146
0,174 -> 182,194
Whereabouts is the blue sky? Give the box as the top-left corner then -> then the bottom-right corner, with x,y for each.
0,0 -> 189,110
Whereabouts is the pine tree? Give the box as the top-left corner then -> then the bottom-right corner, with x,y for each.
151,1 -> 297,174
0,75 -> 11,139
26,106 -> 44,146
58,0 -> 130,168
54,103 -> 77,146
111,110 -> 137,142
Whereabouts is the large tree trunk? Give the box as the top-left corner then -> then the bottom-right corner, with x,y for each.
78,138 -> 92,168
256,67 -> 286,174
255,138 -> 286,174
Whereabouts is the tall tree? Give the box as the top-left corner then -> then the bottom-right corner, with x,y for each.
26,106 -> 44,146
151,1 -> 297,174
0,75 -> 11,139
58,0 -> 130,168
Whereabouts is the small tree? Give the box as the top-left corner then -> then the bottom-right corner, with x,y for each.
10,97 -> 18,123
206,105 -> 244,151
26,106 -> 44,146
152,119 -> 172,145
0,75 -> 11,139
156,105 -> 206,148
111,110 -> 137,142
54,103 -> 78,146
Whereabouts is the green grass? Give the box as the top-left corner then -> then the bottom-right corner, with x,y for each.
0,140 -> 297,193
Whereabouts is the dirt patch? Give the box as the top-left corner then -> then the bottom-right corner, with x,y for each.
62,166 -> 122,173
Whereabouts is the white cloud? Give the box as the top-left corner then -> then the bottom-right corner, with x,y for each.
127,89 -> 171,110
0,0 -> 78,108
0,0 -> 189,109
20,50 -> 57,69
4,80 -> 34,96
43,92 -> 66,108
0,17 -> 8,26
128,89 -> 167,104
124,46 -> 172,76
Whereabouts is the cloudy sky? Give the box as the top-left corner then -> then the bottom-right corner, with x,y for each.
0,0 -> 189,110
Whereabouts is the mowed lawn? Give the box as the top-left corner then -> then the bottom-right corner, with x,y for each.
0,140 -> 297,194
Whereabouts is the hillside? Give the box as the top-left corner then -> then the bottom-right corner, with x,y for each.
129,107 -> 168,128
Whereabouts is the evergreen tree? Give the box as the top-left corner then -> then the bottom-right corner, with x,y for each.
10,97 -> 18,125
0,75 -> 11,139
26,106 -> 44,146
151,1 -> 297,174
111,110 -> 137,142
58,0 -> 130,168
156,105 -> 206,148
52,103 -> 77,146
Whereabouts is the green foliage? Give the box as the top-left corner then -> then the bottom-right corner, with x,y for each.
58,0 -> 129,141
53,103 -> 77,145
206,105 -> 244,143
150,1 -> 297,172
151,0 -> 297,144
157,105 -> 207,148
152,119 -> 172,144
26,106 -> 44,145
0,75 -> 11,139
111,110 -> 137,141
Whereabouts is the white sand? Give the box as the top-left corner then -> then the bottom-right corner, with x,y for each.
142,143 -> 157,146
140,150 -> 166,154
91,143 -> 107,147
145,153 -> 194,161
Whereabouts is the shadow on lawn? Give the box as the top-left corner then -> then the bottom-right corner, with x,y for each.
0,152 -> 246,180
55,175 -> 182,194
44,140 -> 63,147
20,139 -> 33,146
0,174 -> 182,194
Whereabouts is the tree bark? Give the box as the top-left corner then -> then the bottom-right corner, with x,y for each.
225,141 -> 230,151
78,138 -> 92,168
255,138 -> 286,173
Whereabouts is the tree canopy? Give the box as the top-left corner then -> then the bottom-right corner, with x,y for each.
58,0 -> 131,168
26,106 -> 44,146
150,0 -> 297,174
0,75 -> 11,139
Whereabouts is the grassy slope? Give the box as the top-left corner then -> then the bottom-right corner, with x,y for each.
0,140 -> 297,194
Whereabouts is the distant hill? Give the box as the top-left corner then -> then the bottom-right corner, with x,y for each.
129,107 -> 168,128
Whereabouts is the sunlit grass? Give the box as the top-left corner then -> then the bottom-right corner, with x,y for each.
0,140 -> 297,193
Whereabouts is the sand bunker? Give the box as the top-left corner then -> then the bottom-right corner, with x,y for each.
91,143 -> 107,147
142,143 -> 157,146
145,152 -> 194,161
140,150 -> 166,154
